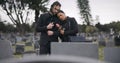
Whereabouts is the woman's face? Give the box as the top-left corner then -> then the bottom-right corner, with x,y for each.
57,12 -> 66,21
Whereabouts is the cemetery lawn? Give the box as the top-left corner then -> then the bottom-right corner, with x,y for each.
99,46 -> 104,61
25,46 -> 34,52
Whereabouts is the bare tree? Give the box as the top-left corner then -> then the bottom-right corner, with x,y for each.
0,0 -> 31,34
24,0 -> 49,35
0,0 -> 49,34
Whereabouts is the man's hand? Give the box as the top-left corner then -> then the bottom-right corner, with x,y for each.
56,23 -> 60,28
60,30 -> 64,35
47,30 -> 54,36
47,22 -> 54,29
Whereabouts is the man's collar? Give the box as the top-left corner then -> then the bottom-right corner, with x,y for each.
49,11 -> 53,16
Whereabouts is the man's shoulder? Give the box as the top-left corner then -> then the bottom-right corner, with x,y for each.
40,12 -> 51,16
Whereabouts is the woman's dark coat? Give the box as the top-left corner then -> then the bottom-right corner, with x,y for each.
60,17 -> 78,42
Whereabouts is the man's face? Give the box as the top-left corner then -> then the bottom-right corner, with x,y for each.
52,5 -> 61,15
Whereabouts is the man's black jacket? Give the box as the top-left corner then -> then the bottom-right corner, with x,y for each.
36,12 -> 60,43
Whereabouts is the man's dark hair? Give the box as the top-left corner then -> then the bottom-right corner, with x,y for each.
51,1 -> 61,8
50,1 -> 61,12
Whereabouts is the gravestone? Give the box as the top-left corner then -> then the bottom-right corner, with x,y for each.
104,47 -> 120,63
98,39 -> 106,46
51,42 -> 98,59
16,36 -> 22,42
69,36 -> 92,42
16,44 -> 25,54
25,42 -> 32,46
106,39 -> 115,47
114,35 -> 120,46
0,39 -> 13,59
105,37 -> 115,47
98,34 -> 106,46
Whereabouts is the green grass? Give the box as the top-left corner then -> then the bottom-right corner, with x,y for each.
24,46 -> 34,52
99,46 -> 104,61
14,54 -> 23,58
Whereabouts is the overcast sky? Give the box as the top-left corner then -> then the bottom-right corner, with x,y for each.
48,0 -> 120,24
0,0 -> 120,25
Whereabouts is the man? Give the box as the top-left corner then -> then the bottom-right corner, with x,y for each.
56,10 -> 78,42
36,1 -> 61,55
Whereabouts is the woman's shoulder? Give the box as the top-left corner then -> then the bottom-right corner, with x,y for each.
67,17 -> 78,25
67,16 -> 75,20
67,17 -> 76,22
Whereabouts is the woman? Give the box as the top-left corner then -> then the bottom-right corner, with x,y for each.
56,10 -> 78,42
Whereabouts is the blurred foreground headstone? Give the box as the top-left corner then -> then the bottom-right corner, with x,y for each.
51,42 -> 98,59
0,55 -> 107,63
0,39 -> 13,59
104,47 -> 120,63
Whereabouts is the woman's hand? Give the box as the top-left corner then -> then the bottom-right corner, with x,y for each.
56,23 -> 62,30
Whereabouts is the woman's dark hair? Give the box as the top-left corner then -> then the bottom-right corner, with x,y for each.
50,1 -> 61,12
56,10 -> 65,15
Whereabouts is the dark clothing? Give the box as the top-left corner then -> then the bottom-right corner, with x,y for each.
114,35 -> 120,46
60,17 -> 78,42
36,12 -> 60,54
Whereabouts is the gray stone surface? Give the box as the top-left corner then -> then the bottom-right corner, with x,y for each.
0,40 -> 13,59
99,41 -> 106,46
25,42 -> 32,46
0,55 -> 107,63
104,47 -> 120,63
51,42 -> 98,59
16,44 -> 25,54
106,41 -> 115,47
69,36 -> 92,42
